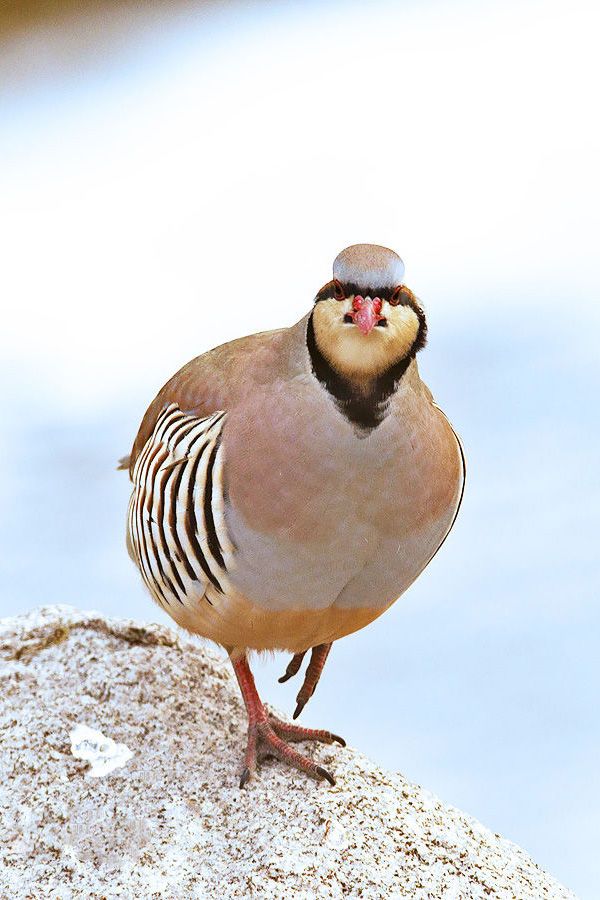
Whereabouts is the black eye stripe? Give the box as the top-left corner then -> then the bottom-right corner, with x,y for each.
315,280 -> 416,307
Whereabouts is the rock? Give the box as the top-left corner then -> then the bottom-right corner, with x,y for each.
0,605 -> 576,899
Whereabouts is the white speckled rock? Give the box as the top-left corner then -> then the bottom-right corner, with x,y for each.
0,606 -> 577,899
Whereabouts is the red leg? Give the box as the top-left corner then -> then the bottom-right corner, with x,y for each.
231,653 -> 344,788
293,643 -> 331,719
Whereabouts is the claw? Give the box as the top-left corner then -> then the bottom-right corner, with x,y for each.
316,766 -> 336,786
239,767 -> 251,789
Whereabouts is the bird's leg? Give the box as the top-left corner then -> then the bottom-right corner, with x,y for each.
231,653 -> 344,788
292,643 -> 332,719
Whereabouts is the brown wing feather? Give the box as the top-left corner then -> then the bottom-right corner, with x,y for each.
123,326 -> 290,479
126,360 -> 225,478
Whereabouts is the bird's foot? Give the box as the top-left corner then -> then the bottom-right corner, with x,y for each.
239,714 -> 345,789
232,652 -> 343,788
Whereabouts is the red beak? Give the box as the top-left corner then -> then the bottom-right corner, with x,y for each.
351,296 -> 383,335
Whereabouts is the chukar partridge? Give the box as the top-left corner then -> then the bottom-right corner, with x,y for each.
122,244 -> 465,787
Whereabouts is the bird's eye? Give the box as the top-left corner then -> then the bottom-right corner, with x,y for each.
333,280 -> 345,301
389,286 -> 405,307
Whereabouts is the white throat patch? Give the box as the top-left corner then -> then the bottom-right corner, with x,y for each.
313,297 -> 420,380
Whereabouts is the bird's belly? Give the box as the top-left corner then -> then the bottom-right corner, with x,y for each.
225,503 -> 454,613
224,439 -> 461,615
161,587 -> 392,653
166,475 -> 459,652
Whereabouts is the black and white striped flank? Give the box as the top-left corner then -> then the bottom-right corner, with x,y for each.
127,403 -> 235,611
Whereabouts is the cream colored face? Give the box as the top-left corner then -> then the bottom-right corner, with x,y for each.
312,294 -> 421,380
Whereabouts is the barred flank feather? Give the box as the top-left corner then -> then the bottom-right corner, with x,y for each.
127,404 -> 234,612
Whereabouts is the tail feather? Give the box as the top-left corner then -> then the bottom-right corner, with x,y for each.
117,455 -> 131,471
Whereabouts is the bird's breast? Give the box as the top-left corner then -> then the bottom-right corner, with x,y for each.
222,378 -> 463,611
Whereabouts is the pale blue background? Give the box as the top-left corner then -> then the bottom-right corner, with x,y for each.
1,2 -> 598,896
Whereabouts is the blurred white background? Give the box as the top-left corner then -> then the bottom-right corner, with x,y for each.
1,1 -> 598,895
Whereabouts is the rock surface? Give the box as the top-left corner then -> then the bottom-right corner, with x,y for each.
1,605 -> 576,899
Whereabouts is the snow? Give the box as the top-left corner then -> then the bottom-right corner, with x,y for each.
68,724 -> 133,777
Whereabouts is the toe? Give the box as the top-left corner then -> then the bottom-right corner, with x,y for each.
278,651 -> 306,683
269,715 -> 345,748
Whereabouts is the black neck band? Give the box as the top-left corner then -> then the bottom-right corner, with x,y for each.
306,313 -> 413,432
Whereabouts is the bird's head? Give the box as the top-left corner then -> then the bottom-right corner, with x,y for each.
311,244 -> 427,380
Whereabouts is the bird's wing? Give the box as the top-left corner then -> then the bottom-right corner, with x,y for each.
125,367 -> 224,479
121,326 -> 290,479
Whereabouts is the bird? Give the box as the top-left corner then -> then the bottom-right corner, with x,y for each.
121,243 -> 465,788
